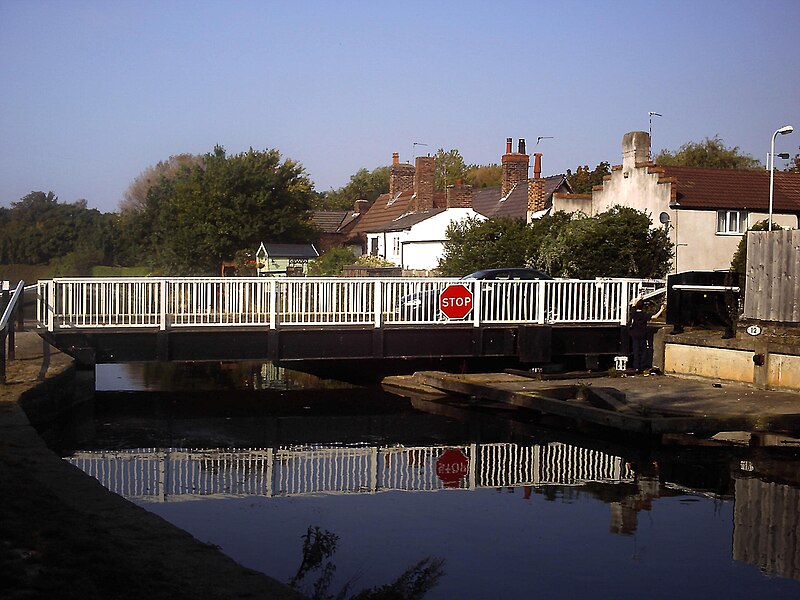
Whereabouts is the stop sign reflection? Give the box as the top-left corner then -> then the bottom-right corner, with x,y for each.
436,448 -> 470,488
439,284 -> 473,319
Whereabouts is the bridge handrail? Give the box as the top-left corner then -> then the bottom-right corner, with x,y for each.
36,276 -> 662,331
1,280 -> 25,384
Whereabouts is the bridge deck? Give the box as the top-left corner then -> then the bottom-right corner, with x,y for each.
35,277 -> 662,367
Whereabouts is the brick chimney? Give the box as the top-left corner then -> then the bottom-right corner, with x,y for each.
527,153 -> 546,219
353,198 -> 370,213
389,152 -> 415,196
446,179 -> 473,208
412,155 -> 435,212
622,131 -> 651,172
501,137 -> 529,196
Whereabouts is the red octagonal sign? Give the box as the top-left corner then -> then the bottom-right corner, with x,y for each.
440,284 -> 473,319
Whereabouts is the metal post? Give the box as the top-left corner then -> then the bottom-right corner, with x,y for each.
159,279 -> 167,331
472,280 -> 481,327
269,279 -> 277,330
374,281 -> 383,328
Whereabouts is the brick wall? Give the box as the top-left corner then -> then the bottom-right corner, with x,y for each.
389,153 -> 415,196
446,181 -> 473,208
501,138 -> 529,196
413,156 -> 435,211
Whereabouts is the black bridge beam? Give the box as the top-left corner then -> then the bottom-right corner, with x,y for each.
40,324 -> 625,370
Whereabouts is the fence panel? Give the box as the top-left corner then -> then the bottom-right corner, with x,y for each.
37,276 -> 658,329
744,230 -> 800,323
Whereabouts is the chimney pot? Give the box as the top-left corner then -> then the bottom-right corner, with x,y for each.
392,152 -> 399,165
506,138 -> 513,154
519,138 -> 526,155
533,153 -> 543,179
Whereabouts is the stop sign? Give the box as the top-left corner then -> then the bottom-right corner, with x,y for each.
439,284 -> 473,319
436,448 -> 470,487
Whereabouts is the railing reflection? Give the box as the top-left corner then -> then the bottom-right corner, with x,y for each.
67,441 -> 634,502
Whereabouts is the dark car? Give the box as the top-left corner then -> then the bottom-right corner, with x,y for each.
461,268 -> 552,281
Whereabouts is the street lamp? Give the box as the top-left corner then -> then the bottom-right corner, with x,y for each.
769,125 -> 794,231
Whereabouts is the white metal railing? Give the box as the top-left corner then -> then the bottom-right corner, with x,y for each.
66,441 -> 634,501
37,277 -> 662,331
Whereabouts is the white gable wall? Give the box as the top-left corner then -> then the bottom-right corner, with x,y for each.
364,208 -> 484,271
402,208 -> 483,270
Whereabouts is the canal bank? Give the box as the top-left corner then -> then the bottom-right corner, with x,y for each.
0,331 -> 304,600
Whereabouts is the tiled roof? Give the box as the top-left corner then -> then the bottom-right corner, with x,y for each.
260,243 -> 319,258
354,191 -> 415,234
658,166 -> 800,211
472,175 -> 571,218
370,208 -> 447,232
312,211 -> 351,233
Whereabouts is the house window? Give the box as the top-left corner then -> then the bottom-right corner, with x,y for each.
717,210 -> 747,235
393,237 -> 400,257
369,237 -> 378,256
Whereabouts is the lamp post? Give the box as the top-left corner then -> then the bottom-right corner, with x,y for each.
769,125 -> 794,231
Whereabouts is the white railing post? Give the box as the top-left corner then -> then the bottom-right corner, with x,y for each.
374,280 -> 383,328
47,280 -> 56,332
538,280 -> 547,324
269,279 -> 277,329
159,279 -> 168,331
472,280 -> 481,327
619,280 -> 630,325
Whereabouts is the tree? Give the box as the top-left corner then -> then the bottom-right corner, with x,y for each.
308,246 -> 358,276
464,164 -> 502,188
433,149 -> 469,192
655,136 -> 761,169
538,207 -> 672,278
316,166 -> 389,210
130,145 -> 317,274
119,153 -> 205,214
565,162 -> 611,194
438,216 -> 534,276
438,208 -> 672,279
0,191 -> 113,266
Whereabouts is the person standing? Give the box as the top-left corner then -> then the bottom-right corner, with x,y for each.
629,299 -> 665,372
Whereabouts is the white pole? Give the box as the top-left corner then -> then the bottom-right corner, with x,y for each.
769,130 -> 777,231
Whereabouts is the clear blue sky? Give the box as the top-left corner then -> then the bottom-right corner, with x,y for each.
1,0 -> 798,213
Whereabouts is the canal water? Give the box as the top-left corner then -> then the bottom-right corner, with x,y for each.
40,363 -> 800,599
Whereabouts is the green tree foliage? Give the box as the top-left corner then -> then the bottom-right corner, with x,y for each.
655,136 -> 761,169
437,216 -> 535,276
539,207 -> 672,278
127,145 -> 317,274
316,166 -> 389,210
565,162 -> 611,194
308,246 -> 358,276
0,191 -> 114,266
438,208 -> 672,279
464,164 -> 502,188
119,153 -> 205,214
433,148 -> 468,192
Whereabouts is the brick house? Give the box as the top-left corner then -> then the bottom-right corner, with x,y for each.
311,202 -> 365,255
356,154 -> 483,270
471,138 -> 572,221
354,138 -> 572,271
553,131 -> 800,272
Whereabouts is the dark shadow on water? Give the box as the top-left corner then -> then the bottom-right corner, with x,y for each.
290,526 -> 445,600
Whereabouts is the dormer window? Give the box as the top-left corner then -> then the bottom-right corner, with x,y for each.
716,210 -> 747,235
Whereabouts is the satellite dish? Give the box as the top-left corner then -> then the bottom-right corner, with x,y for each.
659,212 -> 671,225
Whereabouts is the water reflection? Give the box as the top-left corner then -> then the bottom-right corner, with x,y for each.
65,441 -> 634,500
48,362 -> 800,595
